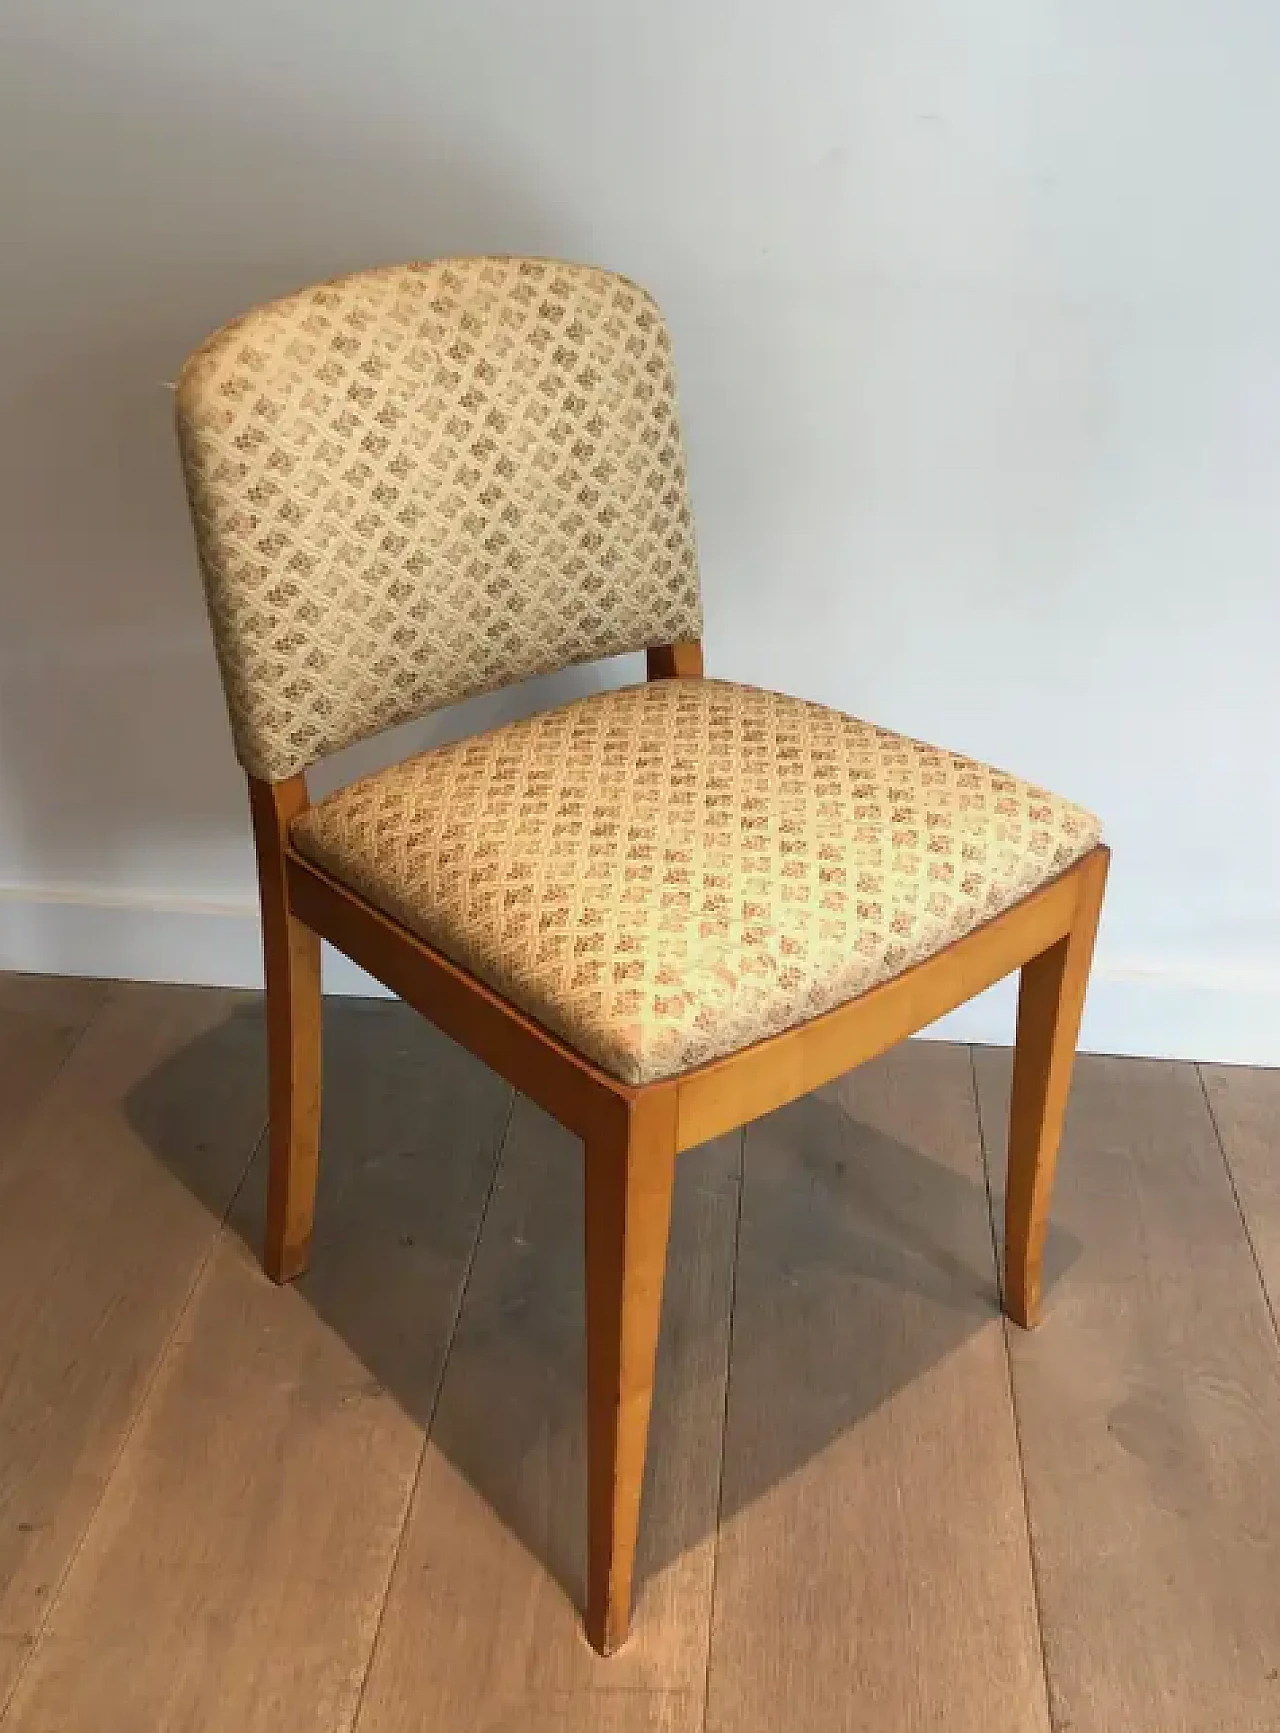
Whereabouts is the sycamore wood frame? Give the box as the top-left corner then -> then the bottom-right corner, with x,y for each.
247,637 -> 1109,1656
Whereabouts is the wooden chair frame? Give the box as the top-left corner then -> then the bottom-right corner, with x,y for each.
247,638 -> 1108,1656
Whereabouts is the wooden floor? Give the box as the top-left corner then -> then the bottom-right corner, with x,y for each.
1,976 -> 1278,1732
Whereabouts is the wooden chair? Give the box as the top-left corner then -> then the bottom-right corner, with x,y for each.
175,257 -> 1107,1655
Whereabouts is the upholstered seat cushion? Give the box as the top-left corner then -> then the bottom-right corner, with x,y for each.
292,680 -> 1101,1086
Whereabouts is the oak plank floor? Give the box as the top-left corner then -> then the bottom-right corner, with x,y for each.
974,1050 -> 1280,1733
353,1094 -> 741,1733
1201,1062 -> 1280,1330
3,1002 -> 511,1733
0,974 -> 111,1158
705,1040 -> 1050,1733
0,971 -> 1276,1733
0,983 -> 265,1711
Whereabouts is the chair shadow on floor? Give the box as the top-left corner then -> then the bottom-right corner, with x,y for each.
125,990 -> 1080,1615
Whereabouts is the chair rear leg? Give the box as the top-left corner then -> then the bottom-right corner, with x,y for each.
249,775 -> 323,1284
583,1091 -> 679,1655
1004,846 -> 1109,1329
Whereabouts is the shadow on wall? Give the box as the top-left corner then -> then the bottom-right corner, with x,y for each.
0,10 -> 601,905
124,995 -> 1079,1613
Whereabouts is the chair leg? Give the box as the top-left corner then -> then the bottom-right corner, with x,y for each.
1004,847 -> 1109,1329
583,1091 -> 679,1656
262,910 -> 322,1283
646,639 -> 704,680
249,775 -> 323,1285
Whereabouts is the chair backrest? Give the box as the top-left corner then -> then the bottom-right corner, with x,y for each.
175,257 -> 703,782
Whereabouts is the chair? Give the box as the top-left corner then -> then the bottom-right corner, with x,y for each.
175,257 -> 1107,1655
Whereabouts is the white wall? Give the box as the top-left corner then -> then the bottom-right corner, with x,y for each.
1,0 -> 1277,1060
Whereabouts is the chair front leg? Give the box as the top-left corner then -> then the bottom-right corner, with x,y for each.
1004,846 -> 1109,1328
583,1089 -> 679,1655
249,775 -> 323,1284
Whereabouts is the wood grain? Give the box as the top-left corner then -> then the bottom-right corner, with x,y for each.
0,983 -> 266,1710
585,1090 -> 680,1654
1200,1062 -> 1280,1326
975,1049 -> 1280,1733
3,968 -> 1277,1731
0,973 -> 111,1157
354,1095 -> 742,1733
706,1040 -> 1050,1733
3,1000 -> 512,1733
248,774 -> 323,1284
1004,845 -> 1108,1326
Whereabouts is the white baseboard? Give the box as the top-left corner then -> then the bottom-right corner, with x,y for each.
1,884 -> 1276,1067
0,885 -> 381,998
925,968 -> 1280,1067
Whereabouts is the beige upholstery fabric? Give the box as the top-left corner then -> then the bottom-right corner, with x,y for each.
292,680 -> 1101,1086
175,259 -> 702,780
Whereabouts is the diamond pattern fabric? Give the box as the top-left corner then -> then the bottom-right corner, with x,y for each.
175,258 -> 702,780
292,680 -> 1102,1086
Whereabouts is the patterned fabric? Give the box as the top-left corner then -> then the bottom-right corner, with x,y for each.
175,258 -> 702,780
292,680 -> 1102,1085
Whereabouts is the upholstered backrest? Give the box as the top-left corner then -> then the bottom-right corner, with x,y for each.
175,258 -> 703,781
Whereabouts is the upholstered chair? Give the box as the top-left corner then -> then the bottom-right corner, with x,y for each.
175,257 -> 1107,1654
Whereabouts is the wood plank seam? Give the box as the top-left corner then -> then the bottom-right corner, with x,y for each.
0,1121 -> 269,1724
968,1043 -> 1057,1733
698,1127 -> 746,1733
972,1046 -> 1280,1729
705,1041 -> 1051,1729
0,980 -> 117,1158
1195,1062 -> 1280,1350
344,1086 -> 518,1733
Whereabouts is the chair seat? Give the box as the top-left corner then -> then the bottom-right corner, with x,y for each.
292,680 -> 1101,1085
